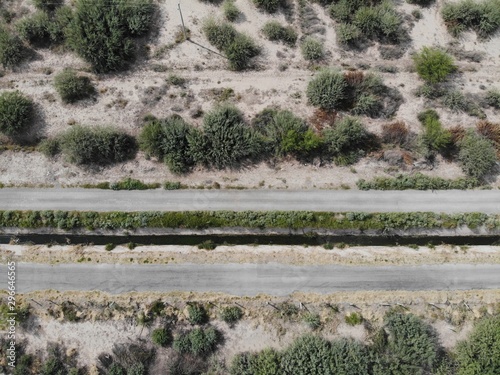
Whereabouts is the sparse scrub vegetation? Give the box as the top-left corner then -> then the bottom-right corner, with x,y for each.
357,173 -> 480,190
54,68 -> 95,104
222,0 -> 240,22
0,90 -> 34,137
441,0 -> 500,39
262,21 -> 297,46
413,47 -> 456,84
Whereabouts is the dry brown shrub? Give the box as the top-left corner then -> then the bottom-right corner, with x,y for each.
476,121 -> 500,146
309,108 -> 337,131
381,121 -> 409,146
344,71 -> 364,86
449,125 -> 466,144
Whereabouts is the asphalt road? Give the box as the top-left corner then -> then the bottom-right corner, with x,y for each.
1,188 -> 500,213
6,263 -> 500,295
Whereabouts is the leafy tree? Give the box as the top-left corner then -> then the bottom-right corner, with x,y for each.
151,327 -> 172,347
67,0 -> 154,72
456,315 -> 500,375
324,117 -> 369,165
190,105 -> 261,168
413,47 -> 456,84
307,69 -> 347,110
0,91 -> 34,136
54,68 -> 95,103
139,115 -> 194,174
458,130 -> 497,179
59,125 -> 137,165
187,304 -> 208,325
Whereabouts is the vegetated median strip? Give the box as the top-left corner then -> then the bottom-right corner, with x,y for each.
1,210 -> 499,233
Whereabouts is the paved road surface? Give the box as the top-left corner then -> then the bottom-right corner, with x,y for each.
6,263 -> 500,295
1,189 -> 500,213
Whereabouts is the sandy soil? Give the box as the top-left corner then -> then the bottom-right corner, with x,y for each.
0,0 -> 499,188
2,243 -> 500,266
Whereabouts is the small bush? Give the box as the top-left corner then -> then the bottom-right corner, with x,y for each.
253,0 -> 286,13
197,240 -> 217,250
110,178 -> 160,190
222,0 -> 240,22
34,0 -> 63,12
300,36 -> 324,61
262,21 -> 297,46
54,68 -> 95,104
345,312 -> 363,325
307,69 -> 347,110
0,27 -> 26,68
324,117 -> 370,165
0,91 -> 34,136
16,12 -> 51,46
58,125 -> 137,165
303,313 -> 321,329
220,306 -> 243,324
443,90 -> 468,113
381,121 -> 410,146
38,138 -> 60,157
418,109 -> 452,153
187,304 -> 209,325
413,47 -> 456,84
458,130 -> 497,179
151,327 -> 172,347
485,89 -> 500,109
164,181 -> 183,190
203,18 -> 238,51
105,243 -> 116,251
336,23 -> 362,46
476,121 -> 500,150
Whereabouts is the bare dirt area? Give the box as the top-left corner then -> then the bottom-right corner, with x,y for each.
7,289 -> 500,369
1,0 -> 500,188
2,243 -> 500,266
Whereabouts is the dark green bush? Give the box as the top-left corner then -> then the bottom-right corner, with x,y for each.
67,0 -> 154,72
336,23 -> 362,46
189,105 -> 261,168
54,68 -> 95,103
151,327 -> 172,347
173,327 -> 220,356
220,306 -> 243,324
203,18 -> 238,51
58,125 -> 137,165
0,91 -> 34,136
324,117 -> 370,165
280,335 -> 332,374
419,111 -> 451,153
230,348 -> 281,375
441,0 -> 500,39
443,90 -> 468,113
187,304 -> 209,325
38,138 -> 60,157
303,312 -> 321,329
300,36 -> 324,61
34,0 -> 63,12
223,0 -> 240,22
458,130 -> 497,179
485,89 -> 500,109
253,0 -> 286,13
456,315 -> 500,375
413,47 -> 456,84
357,173 -> 480,190
262,21 -> 297,46
16,12 -> 51,46
139,115 -> 194,174
164,181 -> 184,190
110,178 -> 160,190
0,27 -> 27,67
306,69 -> 347,110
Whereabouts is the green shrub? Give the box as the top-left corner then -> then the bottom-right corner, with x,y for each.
105,243 -> 116,251
413,47 -> 456,84
306,69 -> 347,110
262,21 -> 297,46
139,115 -> 195,174
220,306 -> 243,324
336,23 -> 362,46
54,68 -> 95,103
443,90 -> 468,113
253,0 -> 286,13
173,327 -> 220,356
485,89 -> 500,109
418,109 -> 452,153
38,138 -> 61,157
16,12 -> 51,46
441,0 -> 500,39
456,315 -> 500,375
110,178 -> 160,190
0,27 -> 26,67
324,117 -> 370,165
458,130 -> 497,179
187,304 -> 209,325
357,173 -> 480,190
67,0 -> 154,72
151,327 -> 172,347
58,125 -> 137,165
0,91 -> 34,137
280,335 -> 332,374
48,5 -> 74,44
189,105 -> 261,168
127,363 -> 145,375
226,33 -> 260,71
230,349 -> 281,375
223,0 -> 240,22
345,312 -> 363,325
203,18 -> 238,51
300,36 -> 324,61
197,240 -> 217,250
383,313 -> 439,373
34,0 -> 63,12
303,312 -> 321,329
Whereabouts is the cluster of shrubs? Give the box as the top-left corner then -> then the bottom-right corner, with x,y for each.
357,173 -> 480,190
442,0 -> 500,39
202,18 -> 260,70
328,0 -> 405,46
231,313 -> 500,375
39,125 -> 137,165
306,69 -> 402,118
